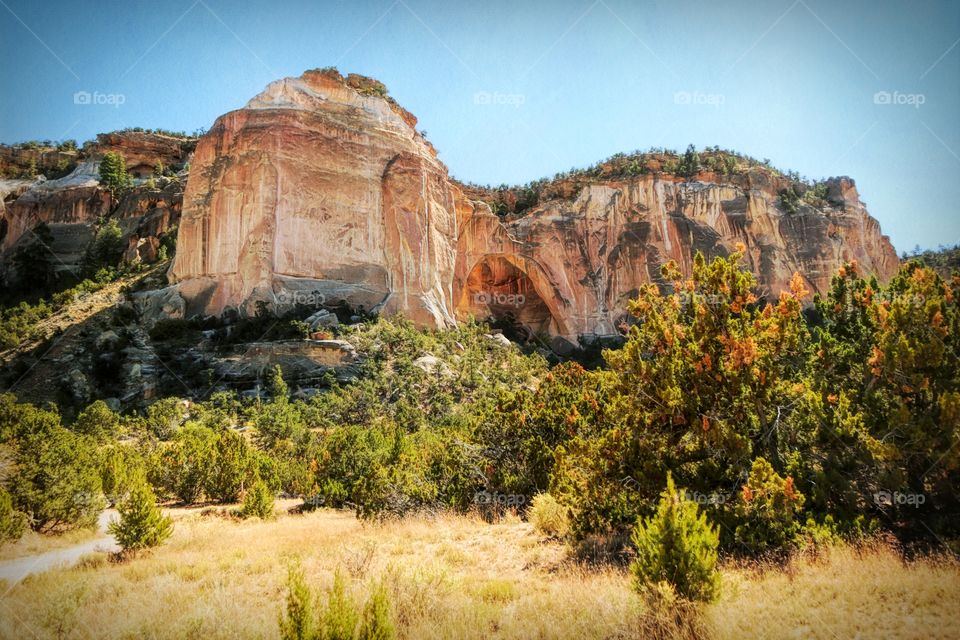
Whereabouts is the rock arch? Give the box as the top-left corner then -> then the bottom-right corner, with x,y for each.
455,252 -> 572,341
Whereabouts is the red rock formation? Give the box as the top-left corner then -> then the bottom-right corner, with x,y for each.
169,69 -> 458,327
164,70 -> 898,347
453,175 -> 898,344
0,162 -> 112,271
91,131 -> 194,177
0,163 -> 181,277
0,71 -> 898,349
0,131 -> 193,277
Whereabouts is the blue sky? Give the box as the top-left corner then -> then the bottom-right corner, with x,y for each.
1,0 -> 958,253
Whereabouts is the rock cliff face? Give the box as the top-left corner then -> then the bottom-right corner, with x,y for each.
169,69 -> 458,328
1,71 -> 898,349
454,174 -> 899,344
0,132 -> 192,280
167,69 -> 897,347
90,132 -> 193,177
0,162 -> 112,273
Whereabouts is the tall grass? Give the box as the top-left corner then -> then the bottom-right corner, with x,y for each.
0,508 -> 956,639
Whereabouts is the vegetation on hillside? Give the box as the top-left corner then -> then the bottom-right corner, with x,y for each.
457,144 -> 841,217
0,254 -> 956,566
0,247 -> 955,640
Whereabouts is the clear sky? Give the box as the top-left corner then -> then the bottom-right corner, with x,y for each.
1,0 -> 958,253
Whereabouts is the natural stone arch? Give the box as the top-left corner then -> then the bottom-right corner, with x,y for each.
456,252 -> 573,341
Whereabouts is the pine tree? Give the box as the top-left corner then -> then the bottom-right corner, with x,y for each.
98,151 -> 131,198
0,487 -> 26,542
108,480 -> 173,553
630,474 -> 720,603
268,364 -> 289,403
206,429 -> 253,503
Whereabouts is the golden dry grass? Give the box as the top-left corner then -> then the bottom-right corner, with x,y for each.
0,507 -> 957,640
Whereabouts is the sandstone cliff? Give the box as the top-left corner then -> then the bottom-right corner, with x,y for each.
0,132 -> 192,280
168,68 -> 458,328
0,72 -> 898,351
165,69 -> 897,348
454,174 -> 899,345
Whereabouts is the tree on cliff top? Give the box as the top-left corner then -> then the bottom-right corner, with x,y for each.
98,151 -> 131,198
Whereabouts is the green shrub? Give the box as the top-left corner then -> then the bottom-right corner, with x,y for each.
778,185 -> 802,214
241,478 -> 275,519
206,429 -> 254,503
0,486 -> 27,543
630,474 -> 720,603
151,424 -> 216,503
279,562 -> 314,640
732,458 -> 805,553
99,444 -> 143,506
145,397 -> 187,440
72,400 -> 121,440
358,581 -> 394,640
108,480 -> 172,553
7,410 -> 105,532
529,493 -> 569,538
85,218 -> 126,272
321,570 -> 359,640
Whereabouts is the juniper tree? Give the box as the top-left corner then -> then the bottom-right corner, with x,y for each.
108,480 -> 172,553
631,474 -> 720,603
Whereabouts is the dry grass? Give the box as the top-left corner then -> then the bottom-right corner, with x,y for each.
710,543 -> 960,640
0,508 -> 957,639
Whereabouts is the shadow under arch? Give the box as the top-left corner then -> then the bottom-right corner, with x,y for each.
456,252 -> 572,341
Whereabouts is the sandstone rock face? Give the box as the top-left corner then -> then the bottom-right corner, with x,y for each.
0,162 -> 182,279
169,69 -> 458,328
91,131 -> 194,176
115,181 -> 182,264
0,178 -> 35,247
167,70 -> 898,347
1,71 -> 895,349
0,162 -> 112,272
215,339 -> 361,385
0,145 -> 78,178
453,175 -> 899,342
0,132 -> 193,278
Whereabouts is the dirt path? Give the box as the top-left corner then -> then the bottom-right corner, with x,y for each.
0,510 -> 119,586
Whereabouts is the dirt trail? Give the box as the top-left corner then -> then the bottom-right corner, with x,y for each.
0,510 -> 119,585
